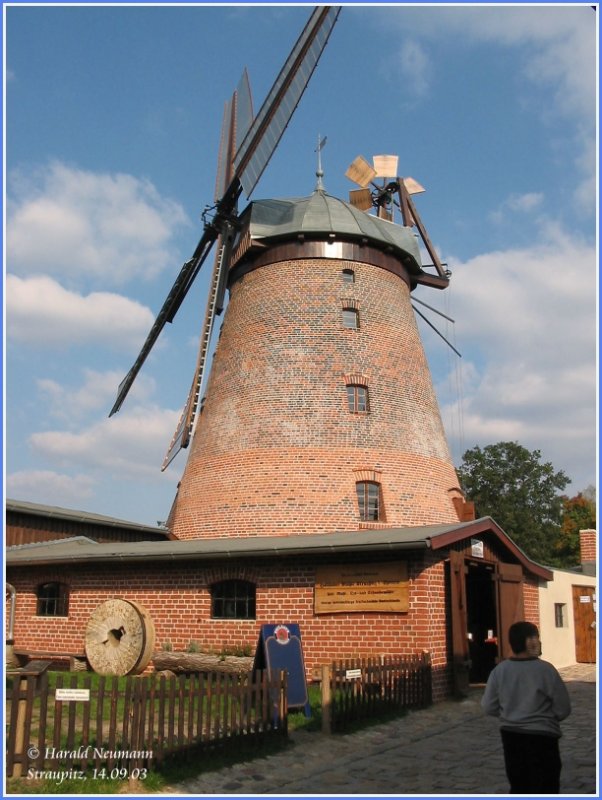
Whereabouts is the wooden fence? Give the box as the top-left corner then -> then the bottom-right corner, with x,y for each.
322,653 -> 432,732
6,668 -> 287,778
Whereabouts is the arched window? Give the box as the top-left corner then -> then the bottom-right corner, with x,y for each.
342,268 -> 355,283
36,582 -> 69,617
211,580 -> 256,619
342,307 -> 359,329
356,481 -> 382,521
346,384 -> 369,413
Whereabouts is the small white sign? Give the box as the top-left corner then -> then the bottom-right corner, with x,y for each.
345,669 -> 362,679
470,538 -> 484,558
579,596 -> 591,603
55,688 -> 90,702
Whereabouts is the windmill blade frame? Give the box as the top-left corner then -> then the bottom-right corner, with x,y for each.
234,5 -> 341,198
109,5 -> 341,424
163,69 -> 249,468
162,230 -> 232,470
109,231 -> 219,417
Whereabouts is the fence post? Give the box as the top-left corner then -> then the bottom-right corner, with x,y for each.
321,664 -> 332,734
12,675 -> 29,779
10,661 -> 51,778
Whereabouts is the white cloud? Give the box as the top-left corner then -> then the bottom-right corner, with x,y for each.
490,192 -> 544,224
572,130 -> 597,214
506,193 -> 544,213
37,369 -> 157,421
377,6 -> 596,214
380,5 -> 596,119
6,161 -> 189,285
6,274 -> 155,349
396,38 -> 431,97
29,405 -> 183,482
434,226 -> 596,488
6,470 -> 95,506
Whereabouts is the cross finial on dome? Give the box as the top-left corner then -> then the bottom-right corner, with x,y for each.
315,134 -> 327,191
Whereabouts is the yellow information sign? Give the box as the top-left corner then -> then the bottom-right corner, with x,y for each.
314,562 -> 408,614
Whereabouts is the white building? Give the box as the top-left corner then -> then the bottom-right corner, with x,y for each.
539,530 -> 597,668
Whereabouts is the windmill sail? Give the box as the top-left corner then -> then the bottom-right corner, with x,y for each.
162,232 -> 233,470
214,69 -> 253,204
162,71 -> 247,470
234,5 -> 341,198
109,6 -> 341,421
109,230 -> 217,416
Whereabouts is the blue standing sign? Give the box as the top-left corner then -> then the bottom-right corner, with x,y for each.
253,623 -> 311,717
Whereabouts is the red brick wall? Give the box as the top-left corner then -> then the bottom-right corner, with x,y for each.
579,529 -> 597,562
8,548 -> 543,702
170,256 -> 462,539
7,551 -> 453,700
523,576 -> 540,628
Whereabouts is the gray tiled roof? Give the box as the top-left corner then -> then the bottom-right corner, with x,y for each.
6,498 -> 169,535
5,523 -> 453,566
5,516 -> 553,580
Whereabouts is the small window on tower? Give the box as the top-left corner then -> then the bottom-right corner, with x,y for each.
342,308 -> 359,329
342,268 -> 355,283
347,384 -> 369,413
356,481 -> 382,521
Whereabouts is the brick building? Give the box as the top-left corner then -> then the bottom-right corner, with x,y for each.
6,518 -> 551,698
6,190 -> 553,698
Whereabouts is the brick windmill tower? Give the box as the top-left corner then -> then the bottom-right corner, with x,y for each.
110,7 -> 471,541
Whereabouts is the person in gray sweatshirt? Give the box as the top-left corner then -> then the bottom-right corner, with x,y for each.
481,620 -> 572,794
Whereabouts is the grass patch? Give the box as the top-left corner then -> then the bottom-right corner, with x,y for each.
286,684 -> 410,735
287,684 -> 323,731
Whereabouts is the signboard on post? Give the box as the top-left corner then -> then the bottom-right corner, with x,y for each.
253,623 -> 311,717
55,688 -> 90,702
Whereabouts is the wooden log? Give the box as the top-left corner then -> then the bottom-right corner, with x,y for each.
152,651 -> 254,674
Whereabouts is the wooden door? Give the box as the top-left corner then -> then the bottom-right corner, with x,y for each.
449,550 -> 470,696
572,585 -> 596,663
496,562 -> 525,659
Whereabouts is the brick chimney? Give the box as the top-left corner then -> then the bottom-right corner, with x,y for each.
579,529 -> 597,564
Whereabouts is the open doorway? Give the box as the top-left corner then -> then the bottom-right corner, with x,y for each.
449,551 -> 526,695
466,561 -> 498,683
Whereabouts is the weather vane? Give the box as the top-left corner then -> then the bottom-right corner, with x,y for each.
315,134 -> 327,189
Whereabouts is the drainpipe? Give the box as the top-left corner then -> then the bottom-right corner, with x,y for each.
6,583 -> 18,668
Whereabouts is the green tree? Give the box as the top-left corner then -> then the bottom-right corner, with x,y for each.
457,441 -> 570,564
551,491 -> 597,567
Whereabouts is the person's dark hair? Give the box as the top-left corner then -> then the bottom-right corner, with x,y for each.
508,621 -> 539,654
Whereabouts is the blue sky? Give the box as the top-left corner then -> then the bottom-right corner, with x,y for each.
4,3 -> 598,527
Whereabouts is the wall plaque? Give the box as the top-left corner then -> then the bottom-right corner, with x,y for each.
314,562 -> 408,614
